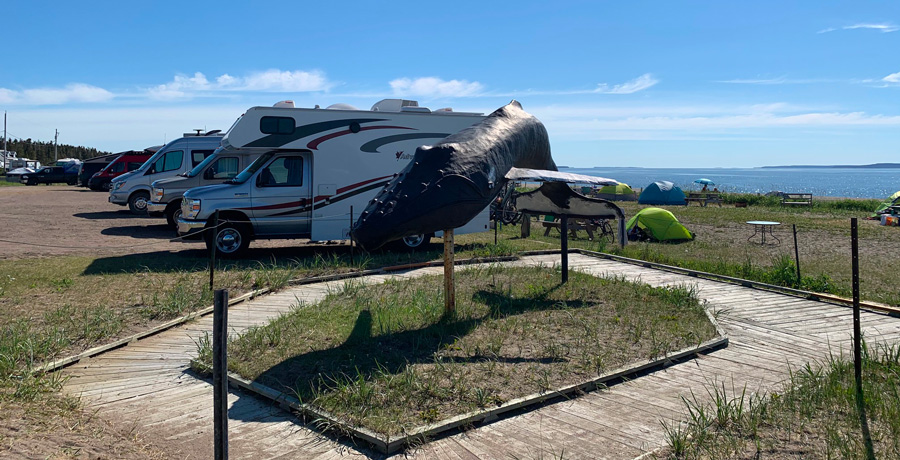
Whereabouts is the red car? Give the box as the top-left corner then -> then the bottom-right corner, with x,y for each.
88,151 -> 152,191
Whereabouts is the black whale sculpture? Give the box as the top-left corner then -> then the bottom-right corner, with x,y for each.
352,101 -> 556,250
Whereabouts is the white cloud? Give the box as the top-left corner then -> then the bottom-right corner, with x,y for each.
594,73 -> 659,94
883,71 -> 900,83
0,84 -> 114,105
818,23 -> 898,34
389,77 -> 484,98
147,69 -> 333,100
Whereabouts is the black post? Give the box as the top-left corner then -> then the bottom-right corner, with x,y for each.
494,216 -> 499,245
213,289 -> 229,460
851,218 -> 876,460
851,218 -> 861,383
349,206 -> 354,266
561,216 -> 568,283
792,224 -> 801,285
209,210 -> 219,291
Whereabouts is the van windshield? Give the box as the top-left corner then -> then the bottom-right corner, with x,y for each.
232,152 -> 275,184
186,148 -> 224,177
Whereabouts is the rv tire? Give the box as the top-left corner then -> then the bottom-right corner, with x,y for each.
390,233 -> 433,251
128,191 -> 150,215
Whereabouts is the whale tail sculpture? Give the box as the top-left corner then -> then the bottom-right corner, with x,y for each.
352,101 -> 556,250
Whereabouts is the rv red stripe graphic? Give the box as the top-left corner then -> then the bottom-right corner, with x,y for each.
235,176 -> 392,212
306,126 -> 413,150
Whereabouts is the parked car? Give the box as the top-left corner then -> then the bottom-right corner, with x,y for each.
89,150 -> 153,191
78,153 -> 120,187
20,166 -> 78,185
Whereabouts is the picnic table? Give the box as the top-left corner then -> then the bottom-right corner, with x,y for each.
781,193 -> 813,206
685,192 -> 722,207
542,217 -> 599,240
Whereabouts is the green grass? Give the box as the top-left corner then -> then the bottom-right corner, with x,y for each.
661,341 -> 900,459
211,265 -> 718,436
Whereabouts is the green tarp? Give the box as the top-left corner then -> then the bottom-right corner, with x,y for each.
873,191 -> 900,216
626,207 -> 694,242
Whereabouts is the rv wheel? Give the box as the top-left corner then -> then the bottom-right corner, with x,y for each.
206,222 -> 250,256
128,191 -> 150,214
390,233 -> 432,251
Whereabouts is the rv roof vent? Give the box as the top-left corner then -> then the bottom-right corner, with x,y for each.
435,107 -> 453,112
371,99 -> 420,112
400,106 -> 431,113
325,103 -> 359,110
273,100 -> 295,108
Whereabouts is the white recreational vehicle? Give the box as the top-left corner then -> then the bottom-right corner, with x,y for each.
176,99 -> 489,255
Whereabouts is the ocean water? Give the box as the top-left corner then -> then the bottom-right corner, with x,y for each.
561,167 -> 899,199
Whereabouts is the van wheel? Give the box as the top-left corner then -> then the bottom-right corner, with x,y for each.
165,204 -> 182,229
128,191 -> 150,214
101,182 -> 112,191
206,222 -> 250,256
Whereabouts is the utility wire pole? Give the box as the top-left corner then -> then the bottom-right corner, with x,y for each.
54,129 -> 59,162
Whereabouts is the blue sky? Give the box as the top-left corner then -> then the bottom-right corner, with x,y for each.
2,1 -> 898,167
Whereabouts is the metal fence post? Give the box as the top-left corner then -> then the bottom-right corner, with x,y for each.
213,288 -> 229,460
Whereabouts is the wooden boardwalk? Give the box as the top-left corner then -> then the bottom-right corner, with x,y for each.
60,253 -> 900,459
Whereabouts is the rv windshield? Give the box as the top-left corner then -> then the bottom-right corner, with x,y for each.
186,147 -> 224,177
231,152 -> 275,184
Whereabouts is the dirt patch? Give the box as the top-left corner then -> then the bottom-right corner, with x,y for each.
0,185 -> 326,260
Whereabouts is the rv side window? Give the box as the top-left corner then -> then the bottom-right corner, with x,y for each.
110,162 -> 126,173
203,157 -> 240,180
152,150 -> 184,174
260,116 -> 294,135
257,157 -> 303,187
191,149 -> 215,167
127,162 -> 143,171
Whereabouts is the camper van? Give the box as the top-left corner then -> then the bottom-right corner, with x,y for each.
109,131 -> 222,214
147,147 -> 263,227
176,99 -> 488,255
89,150 -> 154,191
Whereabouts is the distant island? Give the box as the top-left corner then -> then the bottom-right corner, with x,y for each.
761,163 -> 900,169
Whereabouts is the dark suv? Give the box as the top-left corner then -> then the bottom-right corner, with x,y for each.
20,166 -> 78,185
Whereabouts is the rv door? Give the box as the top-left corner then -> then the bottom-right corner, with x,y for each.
249,153 -> 312,236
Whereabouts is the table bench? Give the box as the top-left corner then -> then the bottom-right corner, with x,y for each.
685,192 -> 722,207
542,218 -> 598,240
781,193 -> 813,207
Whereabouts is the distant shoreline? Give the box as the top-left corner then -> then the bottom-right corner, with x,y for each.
560,163 -> 900,170
760,163 -> 900,169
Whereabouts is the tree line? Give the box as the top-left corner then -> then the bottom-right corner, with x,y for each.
3,138 -> 111,166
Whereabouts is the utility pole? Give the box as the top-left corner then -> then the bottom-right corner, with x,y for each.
54,129 -> 59,162
3,111 -> 6,169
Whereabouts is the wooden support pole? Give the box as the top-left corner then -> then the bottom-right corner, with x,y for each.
443,228 -> 455,314
521,213 -> 530,238
213,289 -> 229,460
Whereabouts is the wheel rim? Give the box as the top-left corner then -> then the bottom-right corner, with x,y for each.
216,228 -> 242,253
402,234 -> 425,248
102,183 -> 111,191
133,196 -> 148,211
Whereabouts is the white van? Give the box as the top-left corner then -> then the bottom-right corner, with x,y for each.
147,147 -> 264,227
109,131 -> 223,214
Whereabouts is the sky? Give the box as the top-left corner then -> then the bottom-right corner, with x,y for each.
2,1 -> 898,168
